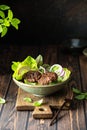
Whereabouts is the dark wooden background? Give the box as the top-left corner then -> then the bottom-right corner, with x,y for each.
0,0 -> 87,45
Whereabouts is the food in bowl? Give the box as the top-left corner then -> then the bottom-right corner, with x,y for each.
11,55 -> 71,96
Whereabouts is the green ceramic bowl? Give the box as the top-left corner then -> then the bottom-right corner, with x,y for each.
13,77 -> 70,97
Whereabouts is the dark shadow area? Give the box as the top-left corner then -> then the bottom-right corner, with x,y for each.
1,0 -> 87,45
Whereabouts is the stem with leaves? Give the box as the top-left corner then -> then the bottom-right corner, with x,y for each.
0,4 -> 21,37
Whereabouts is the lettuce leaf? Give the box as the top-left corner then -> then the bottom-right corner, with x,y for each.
11,56 -> 38,80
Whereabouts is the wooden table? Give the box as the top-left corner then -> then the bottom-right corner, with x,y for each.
0,44 -> 87,130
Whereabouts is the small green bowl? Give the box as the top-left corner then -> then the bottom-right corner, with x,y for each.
13,77 -> 70,97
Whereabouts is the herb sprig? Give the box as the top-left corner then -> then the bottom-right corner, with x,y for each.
0,4 -> 21,37
72,87 -> 87,100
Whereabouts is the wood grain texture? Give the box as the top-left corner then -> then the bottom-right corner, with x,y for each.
0,44 -> 87,130
16,86 -> 70,119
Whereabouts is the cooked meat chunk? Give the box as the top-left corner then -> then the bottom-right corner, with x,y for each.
38,72 -> 58,85
23,71 -> 41,82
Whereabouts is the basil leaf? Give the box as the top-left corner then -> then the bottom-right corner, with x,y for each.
0,4 -> 21,38
11,18 -> 21,29
0,5 -> 10,11
33,99 -> 43,107
0,10 -> 5,18
0,19 -> 3,23
0,97 -> 6,104
75,94 -> 86,100
1,26 -> 8,37
8,10 -> 13,20
0,25 -> 3,33
23,97 -> 32,103
3,18 -> 10,27
72,88 -> 81,94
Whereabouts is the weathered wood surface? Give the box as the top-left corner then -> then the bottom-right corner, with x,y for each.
16,86 -> 70,119
0,44 -> 87,130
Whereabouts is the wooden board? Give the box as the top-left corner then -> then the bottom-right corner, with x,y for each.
16,86 -> 72,119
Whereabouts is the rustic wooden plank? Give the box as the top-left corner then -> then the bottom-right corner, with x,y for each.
27,112 -> 57,130
0,79 -> 17,130
0,74 -> 11,111
79,54 -> 87,129
0,44 -> 87,130
14,111 -> 29,130
57,47 -> 86,130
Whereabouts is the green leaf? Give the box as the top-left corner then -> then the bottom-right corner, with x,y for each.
75,94 -> 86,100
11,18 -> 21,29
72,87 -> 81,94
1,26 -> 8,37
0,5 -> 21,37
3,18 -> 10,27
11,61 -> 20,71
11,56 -> 38,80
36,54 -> 43,67
0,10 -> 5,18
0,5 -> 10,10
0,97 -> 6,104
23,97 -> 32,103
0,19 -> 3,23
8,10 -> 13,20
0,25 -> 3,33
33,99 -> 44,107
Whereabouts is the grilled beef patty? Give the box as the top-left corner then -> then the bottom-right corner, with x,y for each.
23,71 -> 58,85
23,70 -> 41,82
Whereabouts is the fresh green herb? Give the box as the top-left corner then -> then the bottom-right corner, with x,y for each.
0,4 -> 21,37
0,97 -> 6,104
23,97 -> 32,103
33,99 -> 44,107
72,87 -> 87,100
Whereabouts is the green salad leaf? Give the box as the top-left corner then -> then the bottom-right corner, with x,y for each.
11,56 -> 38,80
